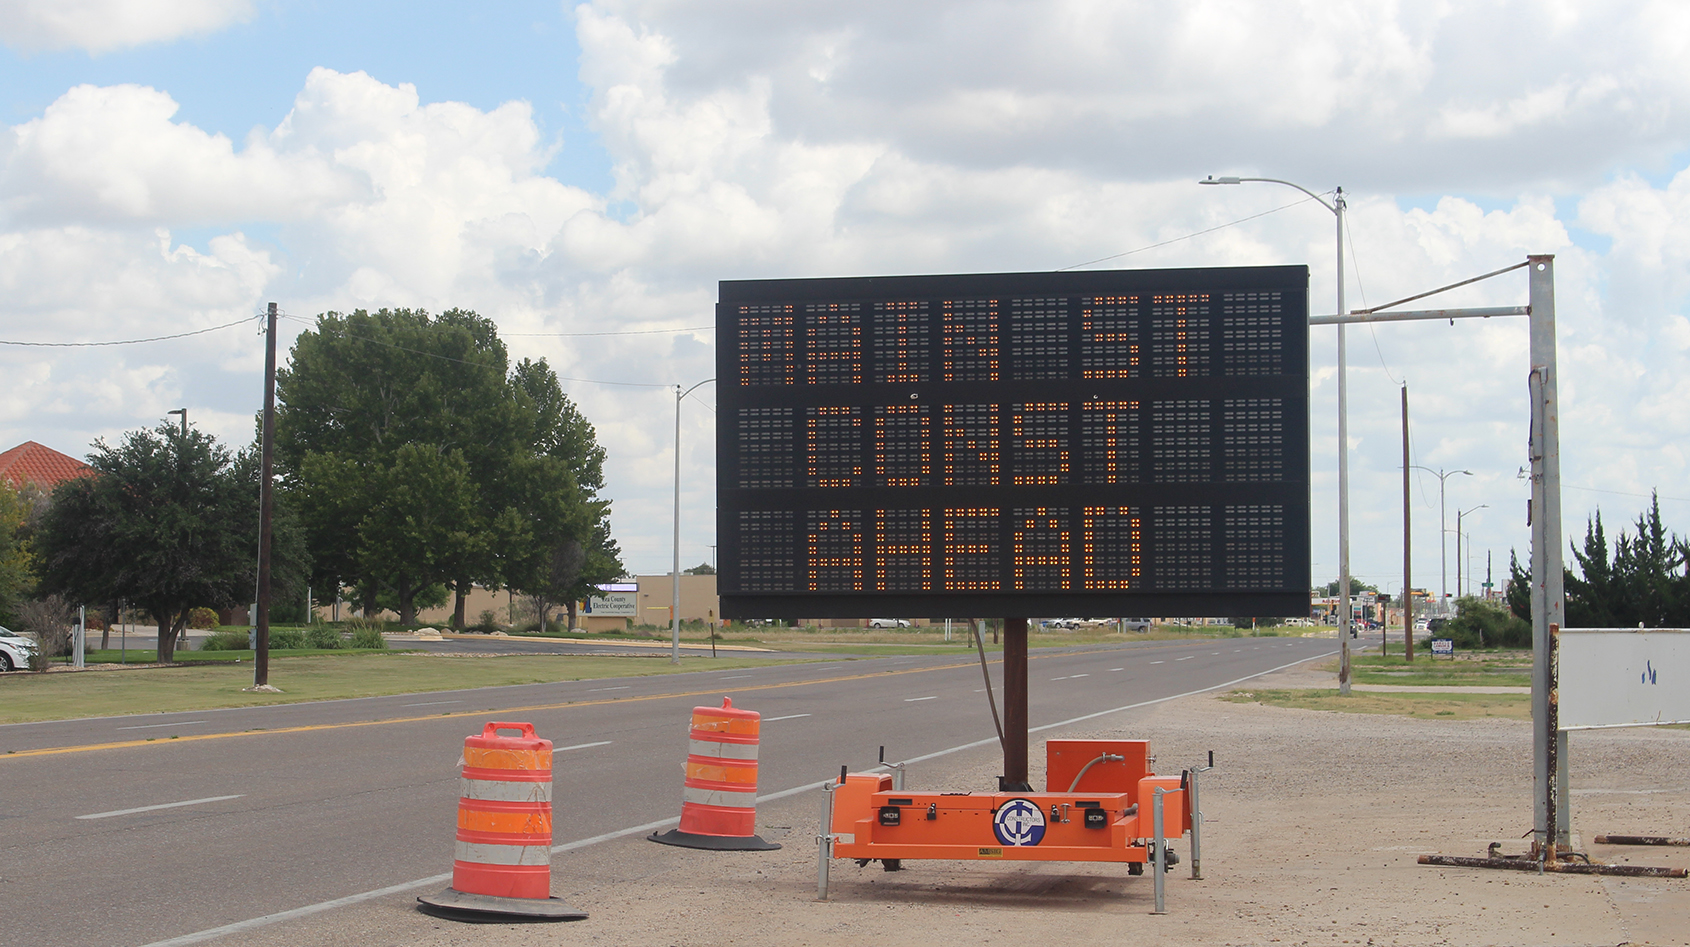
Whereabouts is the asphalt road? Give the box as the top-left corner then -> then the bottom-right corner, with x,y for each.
0,635 -> 1333,947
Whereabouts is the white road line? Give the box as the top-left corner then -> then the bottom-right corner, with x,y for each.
555,741 -> 613,752
1211,652 -> 1221,655
1149,660 -> 1165,665
1069,673 -> 1089,678
137,648 -> 1335,947
401,700 -> 463,707
1109,667 -> 1124,671
78,795 -> 244,821
904,696 -> 938,702
116,720 -> 207,730
1051,676 -> 1068,681
587,685 -> 631,692
764,713 -> 812,722
1176,655 -> 1195,661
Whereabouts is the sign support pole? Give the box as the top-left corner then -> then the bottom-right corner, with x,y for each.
1002,617 -> 1029,791
1527,255 -> 1569,856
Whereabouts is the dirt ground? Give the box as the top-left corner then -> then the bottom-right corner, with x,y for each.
244,663 -> 1690,947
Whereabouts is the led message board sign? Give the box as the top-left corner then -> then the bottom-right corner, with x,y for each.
716,266 -> 1310,619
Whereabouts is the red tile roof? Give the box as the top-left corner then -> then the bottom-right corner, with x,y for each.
0,441 -> 93,491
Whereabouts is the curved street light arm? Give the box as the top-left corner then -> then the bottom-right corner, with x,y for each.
1200,176 -> 1338,215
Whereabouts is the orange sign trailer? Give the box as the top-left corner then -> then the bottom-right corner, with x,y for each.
819,738 -> 1204,910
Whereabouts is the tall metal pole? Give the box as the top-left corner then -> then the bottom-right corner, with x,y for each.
672,379 -> 715,665
671,385 -> 682,665
1527,255 -> 1569,852
1334,187 -> 1351,694
1401,385 -> 1414,660
255,302 -> 277,688
1200,175 -> 1349,693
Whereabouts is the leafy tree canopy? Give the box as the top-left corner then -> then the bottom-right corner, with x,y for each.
1509,493 -> 1690,629
277,309 -> 621,625
1319,577 -> 1378,597
32,424 -> 305,661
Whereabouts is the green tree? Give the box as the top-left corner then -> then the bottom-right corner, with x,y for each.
278,312 -> 621,629
32,425 -> 277,662
0,482 -> 30,625
1510,494 -> 1690,629
1319,577 -> 1378,597
684,562 -> 716,575
502,358 -> 620,631
277,308 -> 519,623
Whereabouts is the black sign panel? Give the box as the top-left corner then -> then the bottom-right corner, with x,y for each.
716,266 -> 1310,619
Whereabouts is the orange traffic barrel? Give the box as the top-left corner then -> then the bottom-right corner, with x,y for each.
418,722 -> 587,921
649,698 -> 780,851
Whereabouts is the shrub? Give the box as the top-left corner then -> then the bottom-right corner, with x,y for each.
187,607 -> 220,630
268,627 -> 306,649
475,609 -> 501,633
343,616 -> 385,635
305,625 -> 343,649
16,595 -> 74,668
199,629 -> 251,651
1446,596 -> 1531,649
349,625 -> 387,649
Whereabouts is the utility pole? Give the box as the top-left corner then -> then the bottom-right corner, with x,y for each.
167,408 -> 187,436
254,302 -> 277,689
1401,385 -> 1414,661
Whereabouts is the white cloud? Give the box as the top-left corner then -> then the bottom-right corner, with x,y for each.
5,1 -> 1690,585
0,83 -> 364,227
0,0 -> 253,54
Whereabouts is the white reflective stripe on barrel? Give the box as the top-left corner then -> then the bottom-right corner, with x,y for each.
460,778 -> 554,802
454,841 -> 553,866
688,739 -> 759,760
682,786 -> 758,807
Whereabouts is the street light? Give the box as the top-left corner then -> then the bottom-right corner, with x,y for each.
672,379 -> 716,664
1201,175 -> 1350,693
1456,504 -> 1487,599
166,408 -> 187,436
1409,466 -> 1473,614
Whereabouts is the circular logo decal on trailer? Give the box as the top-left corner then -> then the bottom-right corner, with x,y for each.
993,798 -> 1047,846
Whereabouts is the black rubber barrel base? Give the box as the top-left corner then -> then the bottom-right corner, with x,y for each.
647,828 -> 781,851
417,888 -> 588,922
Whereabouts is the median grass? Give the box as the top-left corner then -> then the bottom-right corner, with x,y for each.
1341,650 -> 1533,687
0,652 -> 818,724
1221,688 -> 1531,720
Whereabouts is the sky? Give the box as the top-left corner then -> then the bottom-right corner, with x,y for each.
3,0 -> 1689,604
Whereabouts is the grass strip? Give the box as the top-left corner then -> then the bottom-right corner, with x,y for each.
1221,688 -> 1531,721
0,653 -> 818,724
1336,652 -> 1533,688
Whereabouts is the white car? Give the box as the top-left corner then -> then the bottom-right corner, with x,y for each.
867,618 -> 910,628
0,625 -> 36,672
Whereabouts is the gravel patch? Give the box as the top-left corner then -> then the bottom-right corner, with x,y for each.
228,687 -> 1690,947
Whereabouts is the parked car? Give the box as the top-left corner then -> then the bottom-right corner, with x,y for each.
0,625 -> 36,671
1120,618 -> 1152,633
867,618 -> 910,628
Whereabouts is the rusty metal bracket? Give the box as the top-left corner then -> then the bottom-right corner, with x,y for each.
1418,854 -> 1687,878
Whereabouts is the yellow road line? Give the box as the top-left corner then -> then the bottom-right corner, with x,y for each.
3,639 -> 1218,760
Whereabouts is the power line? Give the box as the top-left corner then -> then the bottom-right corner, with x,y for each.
503,325 -> 714,338
0,314 -> 261,347
1058,193 -> 1326,271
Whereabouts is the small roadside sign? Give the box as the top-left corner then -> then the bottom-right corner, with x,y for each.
1431,638 -> 1455,657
